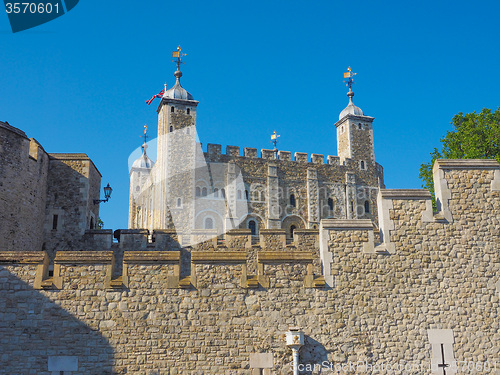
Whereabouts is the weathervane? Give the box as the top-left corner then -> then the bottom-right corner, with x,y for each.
172,45 -> 187,71
343,66 -> 357,91
271,130 -> 280,159
142,124 -> 149,144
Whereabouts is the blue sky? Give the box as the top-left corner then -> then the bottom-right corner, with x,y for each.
2,0 -> 500,230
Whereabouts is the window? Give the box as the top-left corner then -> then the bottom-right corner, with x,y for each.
290,194 -> 296,207
177,198 -> 182,208
52,214 -> 58,230
169,125 -> 173,133
205,217 -> 213,229
221,189 -> 226,199
202,187 -> 207,197
364,200 -> 370,214
248,220 -> 257,236
171,106 -> 175,113
90,217 -> 94,229
187,108 -> 190,115
195,187 -> 201,197
260,191 -> 266,201
214,188 -> 219,198
136,186 -> 140,192
237,190 -> 242,199
358,123 -> 362,129
186,128 -> 190,135
290,225 -> 296,238
245,190 -> 249,200
328,198 -> 334,211
360,160 -> 365,170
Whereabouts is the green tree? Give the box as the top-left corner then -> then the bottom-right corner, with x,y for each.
419,107 -> 500,201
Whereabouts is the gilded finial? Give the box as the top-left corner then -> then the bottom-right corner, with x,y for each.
141,124 -> 149,151
271,130 -> 280,159
343,66 -> 357,92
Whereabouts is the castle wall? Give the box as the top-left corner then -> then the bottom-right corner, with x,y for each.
0,121 -> 49,252
43,154 -> 101,259
2,160 -> 498,374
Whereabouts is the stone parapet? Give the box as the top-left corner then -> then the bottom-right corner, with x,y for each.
84,229 -> 113,250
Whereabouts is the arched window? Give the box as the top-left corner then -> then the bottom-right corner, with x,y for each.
260,191 -> 266,201
245,190 -> 249,200
202,187 -> 207,197
195,187 -> 201,197
253,191 -> 259,201
171,106 -> 175,113
248,220 -> 257,236
169,125 -> 173,133
328,198 -> 334,211
187,108 -> 190,115
290,194 -> 296,207
360,160 -> 365,170
358,123 -> 362,129
90,217 -> 94,229
364,200 -> 370,214
214,188 -> 219,198
290,225 -> 296,238
221,189 -> 226,199
237,190 -> 242,199
177,198 -> 182,207
205,217 -> 213,229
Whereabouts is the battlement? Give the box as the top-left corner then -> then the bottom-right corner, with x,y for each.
204,143 -> 358,166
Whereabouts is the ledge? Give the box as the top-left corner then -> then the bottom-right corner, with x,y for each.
123,251 -> 180,263
54,251 -> 113,264
380,189 -> 432,199
257,251 -> 314,263
0,251 -> 47,264
321,219 -> 373,230
191,251 -> 247,263
434,159 -> 499,170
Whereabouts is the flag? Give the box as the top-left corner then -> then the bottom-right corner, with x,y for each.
344,72 -> 351,78
145,88 -> 166,105
173,51 -> 180,58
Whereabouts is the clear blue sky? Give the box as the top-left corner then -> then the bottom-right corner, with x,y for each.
2,1 -> 500,230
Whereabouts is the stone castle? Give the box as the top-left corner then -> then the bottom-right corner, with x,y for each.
0,58 -> 499,374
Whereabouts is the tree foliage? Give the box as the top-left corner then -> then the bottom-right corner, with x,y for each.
419,107 -> 500,199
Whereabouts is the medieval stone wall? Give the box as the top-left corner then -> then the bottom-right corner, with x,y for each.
1,160 -> 498,374
0,121 -> 49,252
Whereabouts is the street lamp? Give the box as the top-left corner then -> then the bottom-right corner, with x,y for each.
94,183 -> 113,204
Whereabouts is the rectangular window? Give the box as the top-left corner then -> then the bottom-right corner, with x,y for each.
52,215 -> 58,230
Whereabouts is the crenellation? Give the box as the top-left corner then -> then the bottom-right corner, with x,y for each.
277,150 -> 291,161
311,154 -> 324,164
226,145 -> 241,157
115,229 -> 149,249
294,152 -> 308,162
244,147 -> 257,158
327,155 -> 340,165
261,149 -> 276,159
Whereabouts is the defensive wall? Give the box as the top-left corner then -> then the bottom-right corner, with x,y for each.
0,159 -> 499,374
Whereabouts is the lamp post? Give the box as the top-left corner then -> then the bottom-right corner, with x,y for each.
94,183 -> 113,204
286,327 -> 304,375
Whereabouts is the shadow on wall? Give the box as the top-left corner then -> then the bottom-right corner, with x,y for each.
299,335 -> 329,375
0,267 -> 114,375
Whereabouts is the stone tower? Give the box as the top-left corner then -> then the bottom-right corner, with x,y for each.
128,141 -> 154,228
335,89 -> 375,169
152,65 -> 199,230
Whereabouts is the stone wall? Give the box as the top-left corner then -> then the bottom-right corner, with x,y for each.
1,160 -> 498,374
0,121 -> 49,252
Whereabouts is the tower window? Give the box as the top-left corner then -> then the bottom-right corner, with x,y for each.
221,189 -> 226,199
245,190 -> 249,200
364,200 -> 370,214
169,126 -> 173,133
290,225 -> 296,238
205,217 -> 213,229
202,187 -> 207,197
358,123 -> 362,129
171,106 -> 175,113
360,160 -> 365,170
177,198 -> 182,208
196,187 -> 201,197
214,188 -> 219,198
187,108 -> 190,115
328,198 -> 334,211
186,128 -> 190,135
52,214 -> 58,230
136,186 -> 140,192
90,217 -> 94,229
290,194 -> 296,207
248,220 -> 257,236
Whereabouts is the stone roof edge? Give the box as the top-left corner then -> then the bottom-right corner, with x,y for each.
434,159 -> 500,170
49,153 -> 102,177
380,189 -> 432,199
0,121 -> 28,139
